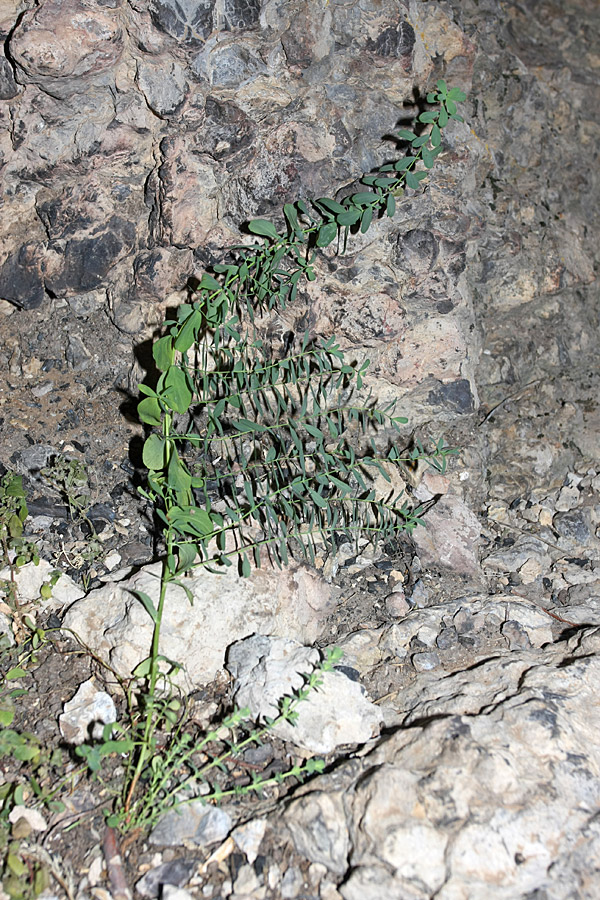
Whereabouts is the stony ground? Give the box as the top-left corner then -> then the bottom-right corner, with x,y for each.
0,0 -> 599,898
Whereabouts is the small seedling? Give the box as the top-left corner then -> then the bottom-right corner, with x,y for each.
0,472 -> 39,615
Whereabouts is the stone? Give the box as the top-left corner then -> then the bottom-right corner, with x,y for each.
150,802 -> 231,847
0,54 -> 18,99
555,483 -> 580,512
411,494 -> 484,584
150,0 -> 216,43
284,791 -> 350,875
283,626 -> 600,898
384,588 -> 410,618
231,817 -> 267,865
228,636 -> 383,754
162,888 -> 195,900
0,243 -> 46,310
62,561 -> 333,688
58,678 -> 117,745
411,650 -> 440,671
9,0 -> 125,98
135,859 -> 196,899
8,805 -> 47,833
136,59 -> 188,116
0,558 -> 84,613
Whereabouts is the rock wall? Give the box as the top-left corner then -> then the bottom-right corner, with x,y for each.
0,0 -> 485,433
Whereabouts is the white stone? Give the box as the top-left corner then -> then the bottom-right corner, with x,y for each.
228,636 -> 383,754
8,805 -> 47,832
58,678 -> 117,745
62,560 -> 333,689
0,559 -> 84,611
555,484 -> 580,512
231,818 -> 267,865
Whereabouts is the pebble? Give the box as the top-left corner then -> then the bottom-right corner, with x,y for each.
384,589 -> 410,618
410,579 -> 432,607
412,651 -> 440,672
231,818 -> 267,865
150,803 -> 232,848
136,859 -> 196,899
555,484 -> 580,512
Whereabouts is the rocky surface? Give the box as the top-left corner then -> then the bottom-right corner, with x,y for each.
0,0 -> 599,898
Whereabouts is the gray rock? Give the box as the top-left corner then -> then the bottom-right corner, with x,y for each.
231,817 -> 267,865
137,60 -> 188,117
411,650 -> 440,672
150,802 -> 231,847
0,54 -> 18,99
228,635 -> 383,754
150,0 -> 216,42
62,561 -> 333,689
412,494 -> 484,584
136,859 -> 196,899
283,627 -> 600,898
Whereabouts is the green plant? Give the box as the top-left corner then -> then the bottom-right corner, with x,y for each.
0,629 -> 69,900
109,81 -> 465,825
77,647 -> 342,834
0,473 -> 39,614
40,455 -> 105,586
40,456 -> 91,524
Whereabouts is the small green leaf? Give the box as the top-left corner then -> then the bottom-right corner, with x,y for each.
352,191 -> 378,206
142,434 -> 165,471
131,590 -> 158,623
233,418 -> 268,433
132,657 -> 153,678
7,853 -> 27,877
448,86 -> 467,102
8,514 -> 22,538
241,554 -> 251,577
6,666 -> 27,681
200,272 -> 222,291
283,203 -> 300,233
248,219 -> 279,241
0,708 -> 14,725
316,222 -> 338,247
430,123 -> 442,147
446,99 -> 457,116
308,488 -> 328,509
418,111 -> 437,123
405,171 -> 422,190
174,309 -> 202,353
386,193 -> 396,217
304,423 -> 324,440
163,366 -> 193,414
168,452 -> 192,495
315,197 -> 347,215
411,135 -> 429,148
396,128 -> 415,141
153,335 -> 174,372
439,106 -> 449,128
138,396 -> 162,427
360,206 -> 373,233
422,146 -> 434,169
13,744 -> 40,761
336,208 -> 361,226
177,542 -> 198,572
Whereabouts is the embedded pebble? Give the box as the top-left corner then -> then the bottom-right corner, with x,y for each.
412,651 -> 441,672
